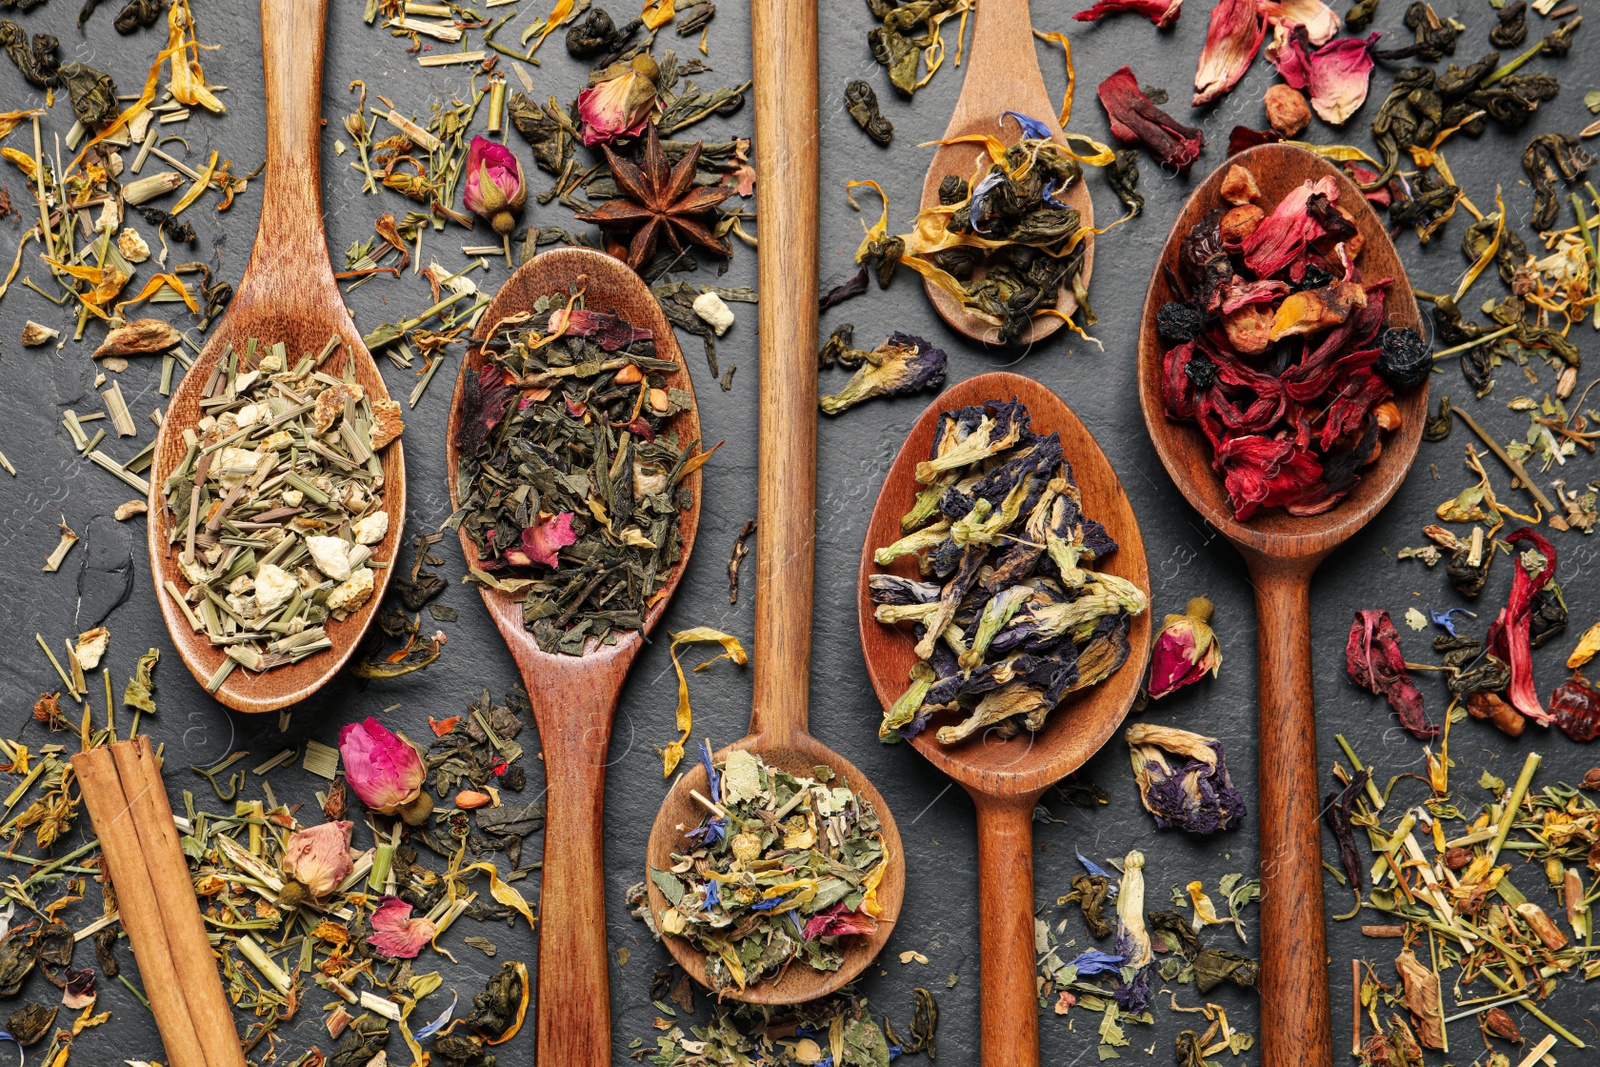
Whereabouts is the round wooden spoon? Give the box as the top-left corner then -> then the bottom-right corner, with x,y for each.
642,0 -> 905,1005
444,247 -> 702,1065
858,371 -> 1151,1066
917,0 -> 1094,345
1135,143 -> 1428,1067
146,0 -> 405,714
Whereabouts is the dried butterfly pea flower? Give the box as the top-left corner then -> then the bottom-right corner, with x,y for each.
844,79 -> 893,146
1097,66 -> 1206,171
1124,723 -> 1247,833
1074,0 -> 1183,27
818,331 -> 946,414
1347,609 -> 1437,739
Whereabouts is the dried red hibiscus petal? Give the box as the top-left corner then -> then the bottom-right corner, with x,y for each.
1193,0 -> 1267,105
1075,0 -> 1184,28
1098,66 -> 1207,171
1347,609 -> 1437,740
1487,527 -> 1558,726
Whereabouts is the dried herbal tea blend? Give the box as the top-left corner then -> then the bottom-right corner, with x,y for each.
869,398 -> 1147,743
651,747 -> 889,993
452,290 -> 702,654
157,336 -> 401,688
1158,164 -> 1428,520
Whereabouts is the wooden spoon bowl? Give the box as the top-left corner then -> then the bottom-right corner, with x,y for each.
146,0 -> 405,714
1135,143 -> 1427,1067
444,247 -> 701,1062
858,371 -> 1150,1064
917,0 -> 1093,346
644,735 -> 906,1004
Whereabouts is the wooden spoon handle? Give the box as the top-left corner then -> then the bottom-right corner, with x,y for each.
747,0 -> 819,745
975,795 -> 1041,1067
528,657 -> 628,1067
1250,563 -> 1332,1067
951,0 -> 1041,128
250,0 -> 333,290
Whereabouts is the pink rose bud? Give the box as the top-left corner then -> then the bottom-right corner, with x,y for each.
576,54 -> 660,147
1148,597 -> 1222,699
338,717 -> 434,825
367,895 -> 438,959
462,136 -> 528,236
279,820 -> 354,907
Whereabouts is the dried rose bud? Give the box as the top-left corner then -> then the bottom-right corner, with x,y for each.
1220,204 -> 1265,243
1484,1007 -> 1524,1044
462,136 -> 527,236
1263,84 -> 1311,136
338,717 -> 433,824
1147,597 -> 1222,699
279,820 -> 354,907
576,53 -> 660,147
1443,847 -> 1473,870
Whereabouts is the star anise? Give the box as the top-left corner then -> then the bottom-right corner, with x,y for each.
576,124 -> 733,269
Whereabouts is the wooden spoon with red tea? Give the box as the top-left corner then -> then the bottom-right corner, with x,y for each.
858,371 -> 1151,1065
147,0 -> 405,714
643,0 -> 905,1005
444,248 -> 702,1065
1136,143 -> 1427,1067
917,0 -> 1094,344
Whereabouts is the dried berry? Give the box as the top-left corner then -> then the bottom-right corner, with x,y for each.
1184,353 -> 1219,389
1550,675 -> 1600,743
1376,327 -> 1432,388
1157,301 -> 1204,343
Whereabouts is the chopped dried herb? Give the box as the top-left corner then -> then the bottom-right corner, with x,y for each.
1522,132 -> 1593,231
870,398 -> 1146,742
652,748 -> 889,993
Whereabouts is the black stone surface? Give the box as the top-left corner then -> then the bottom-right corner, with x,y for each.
0,1 -> 1598,1062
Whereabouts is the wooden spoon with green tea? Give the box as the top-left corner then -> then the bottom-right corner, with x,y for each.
444,247 -> 703,1066
857,371 -> 1150,1066
916,0 -> 1094,345
146,0 -> 405,714
1135,143 -> 1427,1067
642,0 -> 906,1007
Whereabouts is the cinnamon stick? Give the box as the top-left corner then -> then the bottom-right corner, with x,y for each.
71,747 -> 208,1067
111,736 -> 245,1067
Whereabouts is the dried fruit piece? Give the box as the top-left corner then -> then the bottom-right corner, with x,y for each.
1263,83 -> 1311,135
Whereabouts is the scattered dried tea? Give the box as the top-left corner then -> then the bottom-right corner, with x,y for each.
156,336 -> 400,686
652,747 -> 889,992
844,79 -> 893,145
453,289 -> 702,655
870,398 -> 1146,742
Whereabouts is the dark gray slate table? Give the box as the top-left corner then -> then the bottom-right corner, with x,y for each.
0,0 -> 1597,1062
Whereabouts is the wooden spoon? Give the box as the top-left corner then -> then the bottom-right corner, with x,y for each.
917,0 -> 1093,345
146,0 -> 405,714
1135,143 -> 1428,1067
641,0 -> 906,1005
444,247 -> 702,1065
858,371 -> 1151,1065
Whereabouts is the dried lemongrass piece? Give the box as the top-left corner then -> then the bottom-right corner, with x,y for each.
43,519 -> 79,572
102,381 -> 138,437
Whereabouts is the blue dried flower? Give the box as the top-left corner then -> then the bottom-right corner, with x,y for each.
1125,723 -> 1246,834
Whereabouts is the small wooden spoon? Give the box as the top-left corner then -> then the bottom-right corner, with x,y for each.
858,371 -> 1151,1066
642,0 -> 905,1005
1135,144 -> 1428,1067
146,0 -> 405,714
444,247 -> 702,1065
917,0 -> 1094,345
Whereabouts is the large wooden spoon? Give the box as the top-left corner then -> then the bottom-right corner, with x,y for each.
641,0 -> 906,1005
146,0 -> 405,714
444,248 -> 702,1065
858,371 -> 1151,1065
917,0 -> 1094,345
1135,143 -> 1428,1067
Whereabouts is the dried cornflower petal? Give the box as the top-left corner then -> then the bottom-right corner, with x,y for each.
1097,66 -> 1207,171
